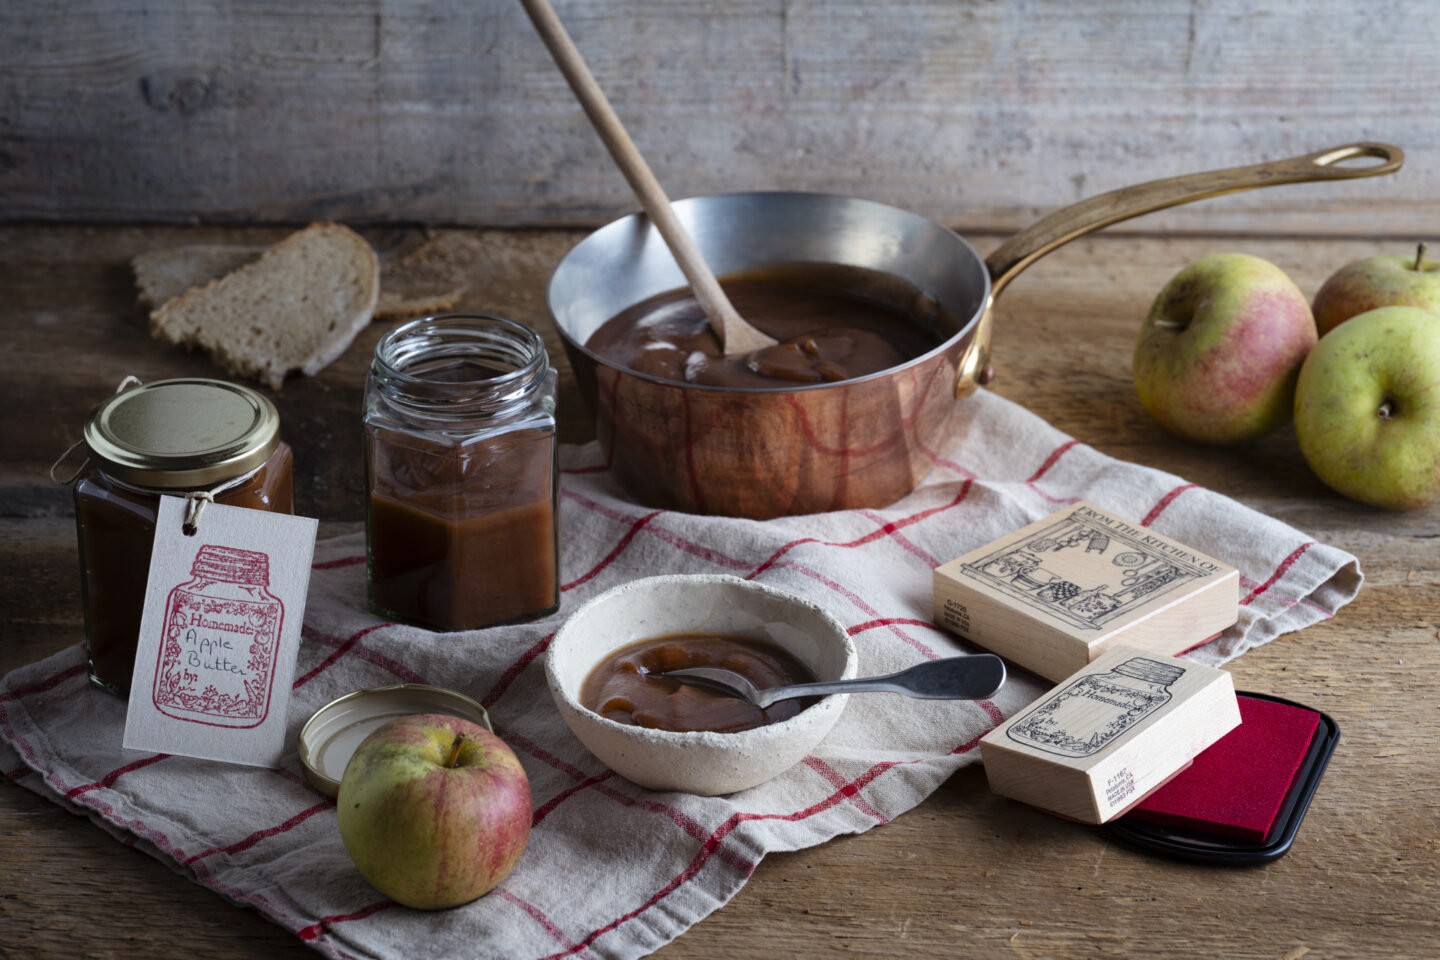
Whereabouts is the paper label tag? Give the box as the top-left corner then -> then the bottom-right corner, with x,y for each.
123,496 -> 318,767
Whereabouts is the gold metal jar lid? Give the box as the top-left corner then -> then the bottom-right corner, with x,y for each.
297,683 -> 494,797
83,378 -> 281,489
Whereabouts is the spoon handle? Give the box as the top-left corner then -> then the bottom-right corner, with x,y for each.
757,654 -> 1006,708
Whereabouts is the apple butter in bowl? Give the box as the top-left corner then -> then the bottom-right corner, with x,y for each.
579,633 -> 820,734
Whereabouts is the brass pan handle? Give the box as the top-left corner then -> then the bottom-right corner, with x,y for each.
955,142 -> 1403,398
984,141 -> 1403,298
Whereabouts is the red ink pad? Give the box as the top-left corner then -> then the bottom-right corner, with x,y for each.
1108,693 -> 1337,863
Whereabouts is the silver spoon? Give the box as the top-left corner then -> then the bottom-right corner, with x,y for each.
658,653 -> 1006,710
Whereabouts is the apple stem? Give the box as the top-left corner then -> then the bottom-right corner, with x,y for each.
1378,400 -> 1394,421
1416,242 -> 1429,272
445,734 -> 465,768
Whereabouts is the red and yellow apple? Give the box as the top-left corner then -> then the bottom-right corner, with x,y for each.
337,714 -> 531,910
1294,306 -> 1440,510
1312,243 -> 1440,336
1133,253 -> 1317,444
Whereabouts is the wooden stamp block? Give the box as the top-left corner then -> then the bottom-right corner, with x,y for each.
932,501 -> 1238,683
980,646 -> 1241,824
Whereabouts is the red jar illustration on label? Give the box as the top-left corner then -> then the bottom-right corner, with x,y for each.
153,544 -> 284,728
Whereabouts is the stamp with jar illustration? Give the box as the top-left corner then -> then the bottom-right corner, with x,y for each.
980,645 -> 1240,824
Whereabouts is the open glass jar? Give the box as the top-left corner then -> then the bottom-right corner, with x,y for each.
73,379 -> 294,695
364,314 -> 560,632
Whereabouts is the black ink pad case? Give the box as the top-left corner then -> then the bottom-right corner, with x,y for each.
1108,692 -> 1338,864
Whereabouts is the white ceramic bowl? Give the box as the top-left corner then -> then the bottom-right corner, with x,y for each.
545,574 -> 857,795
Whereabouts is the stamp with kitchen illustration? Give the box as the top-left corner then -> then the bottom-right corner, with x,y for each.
933,502 -> 1239,682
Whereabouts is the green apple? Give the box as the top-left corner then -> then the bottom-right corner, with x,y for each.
1134,253 -> 1317,444
1312,243 -> 1440,336
338,714 -> 531,910
1294,306 -> 1440,510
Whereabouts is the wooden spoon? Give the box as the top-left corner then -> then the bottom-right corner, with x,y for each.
519,0 -> 777,355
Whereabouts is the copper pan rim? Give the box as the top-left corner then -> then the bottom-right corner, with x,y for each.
547,190 -> 989,395
549,143 -> 1403,399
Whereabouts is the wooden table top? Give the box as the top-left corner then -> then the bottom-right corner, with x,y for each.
2,224 -> 1435,959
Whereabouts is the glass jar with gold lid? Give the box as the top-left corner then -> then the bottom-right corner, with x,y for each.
72,378 -> 294,695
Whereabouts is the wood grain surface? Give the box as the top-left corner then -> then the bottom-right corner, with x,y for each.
2,0 -> 1438,234
1,223 -> 1437,959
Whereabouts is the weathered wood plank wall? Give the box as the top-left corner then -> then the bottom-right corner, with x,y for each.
1,0 -> 1436,233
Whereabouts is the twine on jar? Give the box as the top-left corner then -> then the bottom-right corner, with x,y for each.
180,463 -> 264,536
48,376 -> 145,485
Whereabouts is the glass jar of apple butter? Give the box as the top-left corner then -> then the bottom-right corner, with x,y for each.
364,314 -> 559,632
73,379 -> 294,696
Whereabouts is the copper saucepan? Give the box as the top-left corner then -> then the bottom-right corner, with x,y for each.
548,143 -> 1402,519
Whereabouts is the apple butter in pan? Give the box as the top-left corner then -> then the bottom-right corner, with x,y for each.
584,267 -> 949,388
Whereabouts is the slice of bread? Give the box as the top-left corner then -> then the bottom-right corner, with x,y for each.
132,244 -> 265,310
375,285 -> 465,320
148,223 -> 379,389
133,235 -> 462,322
374,236 -> 468,319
